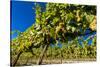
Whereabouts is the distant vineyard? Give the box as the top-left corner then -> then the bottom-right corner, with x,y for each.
11,35 -> 96,65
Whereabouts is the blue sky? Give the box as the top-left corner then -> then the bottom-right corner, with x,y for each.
11,0 -> 46,39
11,1 -> 35,39
11,1 -> 35,32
